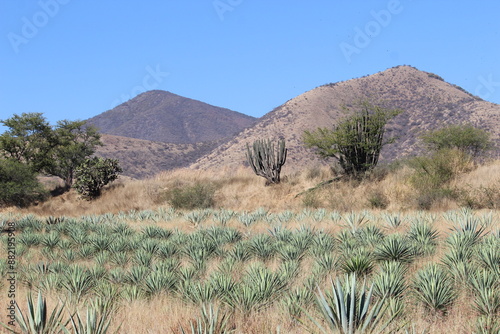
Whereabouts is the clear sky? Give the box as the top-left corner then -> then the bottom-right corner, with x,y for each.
1,0 -> 499,129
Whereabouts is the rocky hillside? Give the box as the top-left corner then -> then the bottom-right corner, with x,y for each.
191,66 -> 500,173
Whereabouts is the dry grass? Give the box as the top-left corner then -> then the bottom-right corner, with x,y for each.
4,159 -> 499,218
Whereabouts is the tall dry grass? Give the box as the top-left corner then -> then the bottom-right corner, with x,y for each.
3,159 -> 499,217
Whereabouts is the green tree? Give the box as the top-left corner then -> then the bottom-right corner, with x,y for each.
0,112 -> 56,172
421,124 -> 492,157
48,120 -> 102,189
73,157 -> 122,199
303,101 -> 402,176
0,159 -> 47,207
0,113 -> 103,189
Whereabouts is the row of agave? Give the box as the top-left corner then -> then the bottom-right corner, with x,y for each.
0,208 -> 498,333
1,207 -> 495,229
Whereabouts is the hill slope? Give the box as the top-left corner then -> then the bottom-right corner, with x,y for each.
87,90 -> 256,144
95,134 -> 218,179
191,66 -> 500,172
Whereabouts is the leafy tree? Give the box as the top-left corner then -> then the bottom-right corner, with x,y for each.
421,124 -> 492,157
47,120 -> 102,189
303,101 -> 402,176
0,113 -> 103,189
0,159 -> 47,207
0,113 -> 56,172
73,157 -> 122,199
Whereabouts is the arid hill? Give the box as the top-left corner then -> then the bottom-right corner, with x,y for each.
87,90 -> 256,144
95,134 -> 218,179
191,66 -> 500,173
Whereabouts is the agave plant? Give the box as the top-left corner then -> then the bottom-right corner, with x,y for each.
229,241 -> 252,263
41,232 -> 61,249
356,226 -> 384,248
475,238 -> 500,276
341,252 -> 374,277
281,286 -> 314,320
0,291 -> 66,334
179,280 -> 217,304
134,249 -> 154,267
372,261 -> 407,299
225,265 -> 288,314
305,274 -> 398,334
382,213 -> 405,229
309,231 -> 335,256
63,297 -> 119,334
141,225 -> 172,239
179,304 -> 234,334
342,212 -> 369,233
142,270 -> 178,296
238,212 -> 258,227
61,266 -> 95,303
412,264 -> 456,315
209,272 -> 237,300
248,234 -> 276,262
374,234 -> 414,263
474,315 -> 500,334
314,253 -> 338,276
185,210 -> 210,227
212,209 -> 235,226
468,269 -> 500,317
277,244 -> 305,263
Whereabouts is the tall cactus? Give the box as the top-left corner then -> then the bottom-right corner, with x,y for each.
246,138 -> 287,184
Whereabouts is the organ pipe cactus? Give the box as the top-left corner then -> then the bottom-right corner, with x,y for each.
246,138 -> 287,184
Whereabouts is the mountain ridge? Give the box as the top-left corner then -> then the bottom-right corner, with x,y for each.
190,65 -> 500,172
87,90 -> 256,144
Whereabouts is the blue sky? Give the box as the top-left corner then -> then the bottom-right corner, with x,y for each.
1,0 -> 499,129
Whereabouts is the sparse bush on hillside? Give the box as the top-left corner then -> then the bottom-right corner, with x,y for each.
407,148 -> 473,209
164,182 -> 216,209
406,123 -> 492,209
421,124 -> 492,158
0,158 -> 47,207
454,182 -> 500,209
367,189 -> 389,209
73,157 -> 122,200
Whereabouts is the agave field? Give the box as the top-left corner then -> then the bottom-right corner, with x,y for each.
0,208 -> 499,333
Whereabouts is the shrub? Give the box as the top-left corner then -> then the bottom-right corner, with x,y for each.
0,159 -> 47,207
165,182 -> 216,209
421,124 -> 492,157
302,191 -> 321,208
367,189 -> 389,209
73,157 -> 122,200
408,148 -> 472,209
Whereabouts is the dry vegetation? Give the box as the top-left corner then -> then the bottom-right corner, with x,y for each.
8,159 -> 499,217
0,159 -> 499,334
